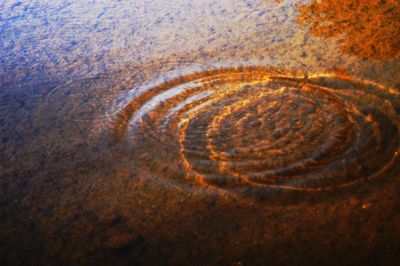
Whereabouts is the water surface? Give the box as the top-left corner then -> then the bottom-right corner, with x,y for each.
1,0 -> 400,265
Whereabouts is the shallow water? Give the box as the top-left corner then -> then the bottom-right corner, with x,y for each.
1,0 -> 400,265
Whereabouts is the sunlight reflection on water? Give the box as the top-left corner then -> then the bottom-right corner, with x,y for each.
1,0 -> 400,265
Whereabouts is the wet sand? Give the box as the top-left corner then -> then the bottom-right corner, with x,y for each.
1,0 -> 400,265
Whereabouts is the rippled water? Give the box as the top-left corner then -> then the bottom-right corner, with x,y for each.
111,67 -> 399,192
1,0 -> 400,265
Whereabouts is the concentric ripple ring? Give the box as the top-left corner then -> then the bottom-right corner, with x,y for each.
112,66 -> 400,192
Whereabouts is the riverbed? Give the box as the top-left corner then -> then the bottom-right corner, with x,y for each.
1,0 -> 400,265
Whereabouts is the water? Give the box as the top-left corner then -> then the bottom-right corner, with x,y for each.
1,0 -> 400,265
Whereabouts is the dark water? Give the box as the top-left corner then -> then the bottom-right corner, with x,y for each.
1,0 -> 400,265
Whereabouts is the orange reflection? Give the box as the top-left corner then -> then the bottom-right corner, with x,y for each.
296,0 -> 400,60
113,66 -> 400,192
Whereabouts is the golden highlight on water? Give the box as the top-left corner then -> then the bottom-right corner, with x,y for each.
112,66 -> 400,193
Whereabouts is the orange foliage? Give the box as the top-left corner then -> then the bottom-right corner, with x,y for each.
297,0 -> 400,60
